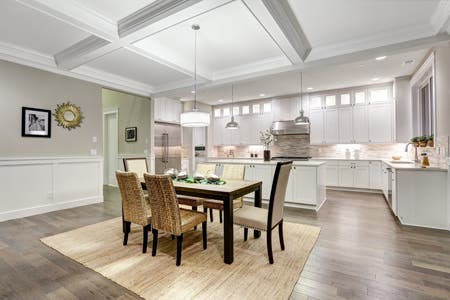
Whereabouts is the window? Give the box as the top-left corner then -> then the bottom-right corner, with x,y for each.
252,104 -> 260,114
325,95 -> 336,107
214,108 -> 221,118
340,93 -> 350,105
263,102 -> 272,113
223,107 -> 230,117
419,78 -> 434,136
369,88 -> 389,103
233,106 -> 240,116
310,96 -> 322,109
242,105 -> 250,115
354,91 -> 366,105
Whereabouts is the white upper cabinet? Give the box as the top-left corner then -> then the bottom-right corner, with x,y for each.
154,98 -> 181,123
368,103 -> 393,143
310,96 -> 323,110
339,93 -> 351,106
193,127 -> 206,147
338,107 -> 353,143
310,109 -> 324,144
353,105 -> 369,143
354,90 -> 367,105
325,95 -> 337,108
325,108 -> 339,144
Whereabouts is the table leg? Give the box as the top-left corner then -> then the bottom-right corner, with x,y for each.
254,185 -> 262,238
122,205 -> 125,233
223,195 -> 234,264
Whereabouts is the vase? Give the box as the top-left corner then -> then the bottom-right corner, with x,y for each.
263,150 -> 271,161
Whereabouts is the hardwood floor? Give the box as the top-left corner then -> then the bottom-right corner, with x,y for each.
1,187 -> 449,299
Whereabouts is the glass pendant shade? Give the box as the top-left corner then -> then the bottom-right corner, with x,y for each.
180,110 -> 210,127
225,116 -> 239,129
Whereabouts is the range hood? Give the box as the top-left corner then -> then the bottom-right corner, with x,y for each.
271,120 -> 310,135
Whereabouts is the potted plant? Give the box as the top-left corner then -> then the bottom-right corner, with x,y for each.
419,136 -> 428,147
259,130 -> 273,161
427,134 -> 434,147
410,136 -> 420,147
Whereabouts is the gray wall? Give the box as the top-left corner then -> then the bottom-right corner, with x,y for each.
434,43 -> 450,140
394,76 -> 412,142
102,88 -> 151,155
0,60 -> 102,157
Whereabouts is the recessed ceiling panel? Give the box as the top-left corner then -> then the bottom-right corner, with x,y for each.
71,0 -> 157,22
134,0 -> 288,76
0,0 -> 90,56
85,48 -> 190,86
288,0 -> 440,47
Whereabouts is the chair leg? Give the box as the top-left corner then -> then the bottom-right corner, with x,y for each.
209,208 -> 214,222
278,221 -> 285,251
176,234 -> 183,266
123,221 -> 131,246
244,227 -> 248,241
202,221 -> 207,250
193,206 -> 198,230
152,229 -> 158,256
219,210 -> 223,223
267,229 -> 274,264
142,224 -> 150,253
171,234 -> 175,240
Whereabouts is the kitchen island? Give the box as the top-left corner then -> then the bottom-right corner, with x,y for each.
207,158 -> 327,211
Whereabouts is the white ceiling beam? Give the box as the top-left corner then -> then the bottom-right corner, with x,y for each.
242,0 -> 311,63
430,0 -> 450,34
16,0 -> 118,41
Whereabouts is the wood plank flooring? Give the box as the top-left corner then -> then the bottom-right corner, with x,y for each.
1,187 -> 449,299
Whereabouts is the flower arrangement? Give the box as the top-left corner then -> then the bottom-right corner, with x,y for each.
259,130 -> 273,150
410,134 -> 433,147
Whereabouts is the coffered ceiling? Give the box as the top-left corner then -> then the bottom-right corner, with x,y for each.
0,0 -> 449,98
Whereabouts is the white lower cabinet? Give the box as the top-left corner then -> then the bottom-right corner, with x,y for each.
326,160 -> 381,190
369,161 -> 382,189
325,162 -> 339,186
285,165 -> 326,209
244,164 -> 275,200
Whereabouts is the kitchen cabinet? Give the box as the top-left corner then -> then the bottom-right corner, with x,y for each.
154,98 -> 181,123
353,105 -> 369,143
310,109 -> 324,144
338,162 -> 354,187
325,162 -> 339,186
244,164 -> 275,199
369,161 -> 382,189
353,163 -> 370,188
337,161 -> 370,188
193,127 -> 206,147
325,109 -> 339,144
289,166 -> 317,205
338,107 -> 353,143
368,103 -> 393,143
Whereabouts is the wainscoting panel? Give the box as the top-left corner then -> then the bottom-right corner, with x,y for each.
0,156 -> 103,222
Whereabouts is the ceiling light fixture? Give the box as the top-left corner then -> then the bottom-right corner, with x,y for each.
375,56 -> 386,61
180,24 -> 210,128
372,77 -> 380,81
307,87 -> 314,90
259,93 -> 265,97
294,72 -> 310,125
218,99 -> 224,103
225,84 -> 239,130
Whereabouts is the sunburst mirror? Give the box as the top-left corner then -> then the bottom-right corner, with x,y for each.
53,102 -> 83,130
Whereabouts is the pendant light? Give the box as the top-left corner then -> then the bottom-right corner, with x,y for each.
225,83 -> 239,130
294,71 -> 310,125
180,24 -> 210,127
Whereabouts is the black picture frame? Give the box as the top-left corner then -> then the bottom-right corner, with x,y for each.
125,127 -> 137,142
21,107 -> 51,138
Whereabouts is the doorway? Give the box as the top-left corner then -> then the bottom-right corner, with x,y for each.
103,109 -> 118,186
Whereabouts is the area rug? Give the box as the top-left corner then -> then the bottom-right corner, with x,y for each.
41,217 -> 320,299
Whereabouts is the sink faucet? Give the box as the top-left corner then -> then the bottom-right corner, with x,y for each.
405,142 -> 419,162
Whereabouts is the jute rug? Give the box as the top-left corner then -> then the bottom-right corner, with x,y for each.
41,217 -> 320,300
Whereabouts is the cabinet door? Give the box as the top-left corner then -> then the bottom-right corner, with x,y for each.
325,109 -> 339,144
369,161 -> 382,189
339,163 -> 354,187
368,103 -> 392,143
338,107 -> 353,143
193,127 -> 206,147
253,165 -> 275,199
213,118 -> 224,146
309,109 -> 324,144
244,165 -> 254,181
291,166 -> 316,205
353,105 -> 369,143
326,163 -> 339,186
354,166 -> 369,188
239,115 -> 251,145
284,168 -> 295,203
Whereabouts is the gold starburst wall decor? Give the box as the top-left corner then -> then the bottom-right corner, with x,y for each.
53,102 -> 83,130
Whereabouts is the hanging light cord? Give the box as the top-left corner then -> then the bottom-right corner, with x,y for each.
299,72 -> 303,112
193,27 -> 198,111
231,84 -> 234,118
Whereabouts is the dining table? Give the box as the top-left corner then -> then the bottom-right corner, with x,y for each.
140,178 -> 262,264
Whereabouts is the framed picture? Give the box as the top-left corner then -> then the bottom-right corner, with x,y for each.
21,107 -> 51,138
125,127 -> 137,142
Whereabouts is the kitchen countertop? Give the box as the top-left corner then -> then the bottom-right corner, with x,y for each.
382,160 -> 448,172
207,158 -> 326,167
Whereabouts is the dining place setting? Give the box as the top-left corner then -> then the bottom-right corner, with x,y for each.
117,158 -> 293,266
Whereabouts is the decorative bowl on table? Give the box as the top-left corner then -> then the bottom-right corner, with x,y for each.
193,172 -> 205,181
176,171 -> 188,180
164,168 -> 178,179
206,173 -> 220,183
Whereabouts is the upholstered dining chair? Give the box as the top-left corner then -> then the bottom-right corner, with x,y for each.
233,161 -> 293,264
123,157 -> 148,177
203,164 -> 245,223
115,171 -> 152,254
143,173 -> 207,266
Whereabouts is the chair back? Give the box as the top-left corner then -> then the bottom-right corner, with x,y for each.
222,164 -> 245,180
123,158 -> 148,177
115,171 -> 149,226
143,174 -> 182,235
196,163 -> 217,175
268,161 -> 293,227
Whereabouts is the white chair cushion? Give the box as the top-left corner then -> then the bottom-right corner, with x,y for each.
233,206 -> 268,231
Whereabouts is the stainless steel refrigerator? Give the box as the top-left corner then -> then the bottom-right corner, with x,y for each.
154,122 -> 182,174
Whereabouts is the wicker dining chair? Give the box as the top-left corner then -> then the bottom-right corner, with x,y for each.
123,157 -> 148,176
116,171 -> 152,254
203,164 -> 245,223
233,161 -> 292,264
143,173 -> 207,266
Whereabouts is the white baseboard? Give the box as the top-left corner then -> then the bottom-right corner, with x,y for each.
0,196 -> 103,222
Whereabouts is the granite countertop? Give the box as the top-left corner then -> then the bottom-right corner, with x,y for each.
382,160 -> 448,172
207,158 -> 326,167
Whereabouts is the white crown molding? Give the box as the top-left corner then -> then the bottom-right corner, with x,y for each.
118,0 -> 203,37
260,0 -> 311,61
430,0 -> 450,34
55,35 -> 111,70
16,0 -> 118,41
0,41 -> 55,69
